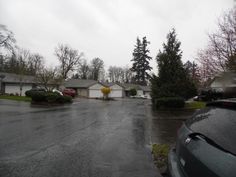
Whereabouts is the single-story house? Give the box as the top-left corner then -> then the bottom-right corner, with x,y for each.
0,72 -> 36,96
121,83 -> 151,97
120,83 -> 142,97
0,72 -> 60,96
139,85 -> 151,98
64,79 -> 125,98
64,79 -> 101,98
210,71 -> 236,96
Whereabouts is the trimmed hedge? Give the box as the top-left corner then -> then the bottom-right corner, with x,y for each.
31,91 -> 72,104
31,92 -> 47,102
56,95 -> 72,103
154,97 -> 185,109
25,89 -> 46,97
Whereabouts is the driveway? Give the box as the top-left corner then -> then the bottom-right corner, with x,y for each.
0,99 -> 161,177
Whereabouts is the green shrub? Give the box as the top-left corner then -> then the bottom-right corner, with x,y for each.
31,92 -> 46,102
25,89 -> 46,97
152,144 -> 170,168
45,92 -> 59,103
129,88 -> 137,96
155,97 -> 185,109
31,91 -> 72,104
57,95 -> 72,103
25,90 -> 32,97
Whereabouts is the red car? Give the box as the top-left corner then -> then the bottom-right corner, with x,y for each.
63,88 -> 76,97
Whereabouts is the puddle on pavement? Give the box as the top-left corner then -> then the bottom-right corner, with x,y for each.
150,109 -> 197,146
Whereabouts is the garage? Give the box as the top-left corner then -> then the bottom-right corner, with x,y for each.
88,83 -> 104,98
5,84 -> 32,96
64,79 -> 124,98
109,84 -> 123,98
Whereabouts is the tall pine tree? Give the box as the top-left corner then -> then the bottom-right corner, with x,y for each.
131,37 -> 152,85
151,29 -> 196,99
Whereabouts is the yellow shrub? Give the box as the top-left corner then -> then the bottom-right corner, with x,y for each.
101,87 -> 111,95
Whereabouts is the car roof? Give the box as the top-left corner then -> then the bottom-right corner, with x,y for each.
186,105 -> 236,155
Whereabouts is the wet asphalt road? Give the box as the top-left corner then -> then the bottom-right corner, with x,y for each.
0,99 -> 161,177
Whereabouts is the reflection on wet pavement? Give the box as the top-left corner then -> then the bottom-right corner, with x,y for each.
0,99 -> 161,177
150,109 -> 196,146
151,119 -> 183,145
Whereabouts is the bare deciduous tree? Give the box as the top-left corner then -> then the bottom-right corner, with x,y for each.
77,59 -> 90,79
0,24 -> 16,52
36,67 -> 61,91
55,44 -> 83,79
90,57 -> 104,81
197,7 -> 236,81
108,66 -> 133,83
28,53 -> 44,75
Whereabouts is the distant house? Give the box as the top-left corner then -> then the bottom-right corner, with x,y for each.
121,83 -> 151,97
64,79 -> 101,98
210,72 -> 236,97
64,79 -> 125,98
0,72 -> 60,96
0,72 -> 37,96
139,85 -> 151,98
120,83 -> 141,97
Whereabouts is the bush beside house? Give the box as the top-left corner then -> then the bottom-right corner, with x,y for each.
129,88 -> 137,96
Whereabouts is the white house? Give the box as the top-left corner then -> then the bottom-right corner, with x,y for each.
64,79 -> 124,98
139,85 -> 151,98
210,72 -> 236,96
88,83 -> 104,98
0,72 -> 36,96
102,82 -> 124,98
121,83 -> 151,98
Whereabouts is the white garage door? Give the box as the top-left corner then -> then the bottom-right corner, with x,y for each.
5,84 -> 32,96
110,90 -> 122,98
5,85 -> 19,95
89,89 -> 103,98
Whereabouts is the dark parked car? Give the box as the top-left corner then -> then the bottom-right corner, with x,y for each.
63,88 -> 76,97
168,99 -> 236,177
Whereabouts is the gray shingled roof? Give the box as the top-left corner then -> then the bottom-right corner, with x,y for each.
101,82 -> 124,88
120,83 -> 151,91
64,79 -> 98,88
0,72 -> 36,84
120,83 -> 141,91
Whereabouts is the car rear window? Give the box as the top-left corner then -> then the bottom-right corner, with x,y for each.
186,107 -> 236,155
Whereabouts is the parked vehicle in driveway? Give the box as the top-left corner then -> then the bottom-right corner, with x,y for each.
52,89 -> 63,96
130,95 -> 148,99
63,88 -> 76,97
168,99 -> 236,177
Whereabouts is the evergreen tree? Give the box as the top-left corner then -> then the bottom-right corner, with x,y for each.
131,37 -> 152,85
151,29 -> 197,100
131,37 -> 142,84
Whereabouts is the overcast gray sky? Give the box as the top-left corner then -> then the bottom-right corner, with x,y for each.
0,0 -> 234,71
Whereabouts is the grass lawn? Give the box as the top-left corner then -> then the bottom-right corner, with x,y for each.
185,101 -> 206,109
0,95 -> 31,102
152,144 -> 170,174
